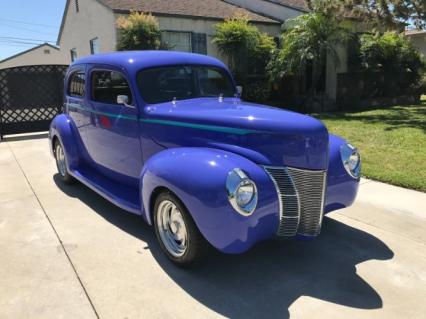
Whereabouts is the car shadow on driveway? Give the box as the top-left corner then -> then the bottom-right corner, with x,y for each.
54,175 -> 394,319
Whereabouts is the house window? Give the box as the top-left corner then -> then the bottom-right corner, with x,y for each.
90,38 -> 100,55
75,0 -> 79,12
91,70 -> 132,105
70,48 -> 77,62
44,49 -> 51,54
68,71 -> 85,97
161,31 -> 192,52
191,33 -> 207,55
161,31 -> 207,54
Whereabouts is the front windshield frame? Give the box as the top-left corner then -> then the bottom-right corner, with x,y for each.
136,64 -> 237,105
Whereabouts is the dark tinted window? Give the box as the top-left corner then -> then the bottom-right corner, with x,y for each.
91,70 -> 132,104
68,71 -> 85,97
137,66 -> 235,104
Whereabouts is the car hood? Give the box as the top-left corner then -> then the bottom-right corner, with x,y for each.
143,98 -> 329,169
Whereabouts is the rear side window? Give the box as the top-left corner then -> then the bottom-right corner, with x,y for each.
68,71 -> 85,97
91,70 -> 132,105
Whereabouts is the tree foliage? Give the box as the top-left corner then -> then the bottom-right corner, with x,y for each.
212,14 -> 276,79
267,12 -> 351,95
306,0 -> 426,30
116,12 -> 161,51
359,32 -> 426,73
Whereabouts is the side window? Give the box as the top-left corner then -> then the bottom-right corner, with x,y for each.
68,71 -> 85,97
91,70 -> 132,105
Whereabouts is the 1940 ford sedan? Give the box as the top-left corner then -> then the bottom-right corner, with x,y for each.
49,51 -> 361,266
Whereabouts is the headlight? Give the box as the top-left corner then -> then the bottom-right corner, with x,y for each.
340,143 -> 361,179
226,168 -> 258,216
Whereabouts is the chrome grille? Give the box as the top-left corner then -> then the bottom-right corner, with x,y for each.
264,166 -> 327,237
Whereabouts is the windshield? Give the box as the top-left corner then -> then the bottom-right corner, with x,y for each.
137,65 -> 236,104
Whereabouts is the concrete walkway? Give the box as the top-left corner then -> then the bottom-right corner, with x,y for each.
1,135 -> 426,318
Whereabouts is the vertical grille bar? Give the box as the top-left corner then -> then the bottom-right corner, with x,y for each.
287,167 -> 327,236
264,167 -> 300,236
264,166 -> 327,237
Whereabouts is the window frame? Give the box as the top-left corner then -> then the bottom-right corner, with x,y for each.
67,69 -> 86,98
89,68 -> 134,106
90,37 -> 99,55
70,48 -> 77,62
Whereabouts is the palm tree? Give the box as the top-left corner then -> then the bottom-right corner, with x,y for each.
268,12 -> 352,97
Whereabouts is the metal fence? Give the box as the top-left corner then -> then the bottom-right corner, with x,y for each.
0,64 -> 68,138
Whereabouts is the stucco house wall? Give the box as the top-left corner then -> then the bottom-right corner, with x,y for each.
58,0 -> 117,62
0,44 -> 67,70
58,0 -> 281,64
406,31 -> 426,57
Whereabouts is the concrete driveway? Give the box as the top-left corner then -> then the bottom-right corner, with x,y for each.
1,134 -> 426,319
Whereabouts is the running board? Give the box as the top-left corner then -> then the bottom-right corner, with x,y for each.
70,165 -> 141,215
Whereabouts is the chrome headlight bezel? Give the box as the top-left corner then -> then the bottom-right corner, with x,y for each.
340,143 -> 361,179
226,168 -> 258,216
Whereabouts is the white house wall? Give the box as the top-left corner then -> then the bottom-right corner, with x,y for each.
408,33 -> 426,57
0,45 -> 67,69
58,0 -> 117,63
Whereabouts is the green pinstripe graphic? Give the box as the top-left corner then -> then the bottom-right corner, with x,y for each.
66,103 -> 259,135
67,103 -> 137,120
139,118 -> 258,135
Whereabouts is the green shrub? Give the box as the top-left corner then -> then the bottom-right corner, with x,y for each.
267,12 -> 351,96
243,78 -> 271,103
116,12 -> 161,51
360,32 -> 425,74
212,14 -> 276,81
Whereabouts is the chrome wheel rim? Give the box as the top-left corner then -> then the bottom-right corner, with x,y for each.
156,200 -> 188,257
55,143 -> 67,177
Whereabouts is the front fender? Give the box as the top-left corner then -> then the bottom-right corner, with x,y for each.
49,114 -> 80,170
141,147 -> 279,253
324,134 -> 360,213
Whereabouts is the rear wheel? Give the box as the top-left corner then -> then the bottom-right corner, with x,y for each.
54,139 -> 75,184
154,192 -> 208,266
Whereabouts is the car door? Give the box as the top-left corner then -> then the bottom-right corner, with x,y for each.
85,66 -> 142,187
65,65 -> 92,159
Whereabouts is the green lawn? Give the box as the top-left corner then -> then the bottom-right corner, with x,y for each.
313,99 -> 426,192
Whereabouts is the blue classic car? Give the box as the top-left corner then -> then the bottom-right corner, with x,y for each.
49,51 -> 360,266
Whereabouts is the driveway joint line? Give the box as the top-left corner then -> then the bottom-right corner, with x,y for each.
6,142 -> 100,319
334,211 -> 426,247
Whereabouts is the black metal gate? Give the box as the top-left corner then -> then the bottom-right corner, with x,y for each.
0,64 -> 68,138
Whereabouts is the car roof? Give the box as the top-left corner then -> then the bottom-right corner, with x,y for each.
72,51 -> 228,72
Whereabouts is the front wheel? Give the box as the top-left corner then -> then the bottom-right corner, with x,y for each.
54,139 -> 75,184
154,192 -> 209,266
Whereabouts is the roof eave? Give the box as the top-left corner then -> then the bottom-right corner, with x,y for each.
112,9 -> 280,24
0,43 -> 59,64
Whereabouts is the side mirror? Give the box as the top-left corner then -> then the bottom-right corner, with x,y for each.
117,95 -> 129,105
117,95 -> 135,108
236,86 -> 243,97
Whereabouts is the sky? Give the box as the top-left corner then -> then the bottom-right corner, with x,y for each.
0,0 -> 66,61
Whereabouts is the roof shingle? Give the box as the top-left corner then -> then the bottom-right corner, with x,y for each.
99,0 -> 280,23
267,0 -> 307,11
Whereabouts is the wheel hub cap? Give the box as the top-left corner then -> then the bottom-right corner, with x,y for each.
55,143 -> 67,177
157,200 -> 188,257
